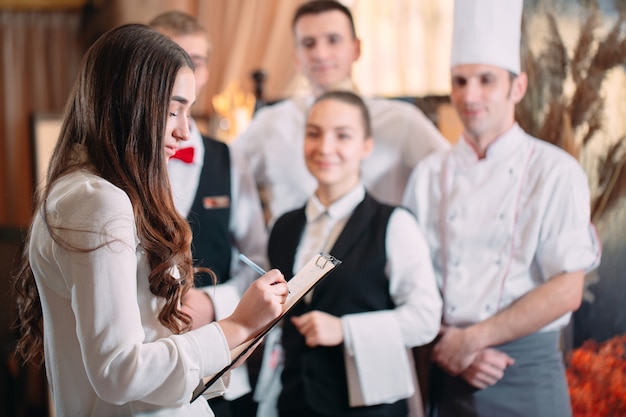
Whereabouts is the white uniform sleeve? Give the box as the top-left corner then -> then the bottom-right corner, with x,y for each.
340,208 -> 442,406
535,161 -> 601,279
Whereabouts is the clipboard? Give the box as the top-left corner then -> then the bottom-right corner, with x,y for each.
191,252 -> 341,402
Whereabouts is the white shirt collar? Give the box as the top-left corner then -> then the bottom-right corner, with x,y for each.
305,183 -> 366,223
168,118 -> 205,217
186,118 -> 205,165
457,123 -> 523,164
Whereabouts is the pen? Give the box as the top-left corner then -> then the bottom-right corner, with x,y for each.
238,253 -> 289,292
238,253 -> 267,275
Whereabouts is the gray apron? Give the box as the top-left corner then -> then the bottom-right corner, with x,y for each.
431,331 -> 572,417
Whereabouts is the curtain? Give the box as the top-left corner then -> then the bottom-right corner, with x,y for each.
113,0 -> 308,115
348,0 -> 453,97
0,10 -> 82,227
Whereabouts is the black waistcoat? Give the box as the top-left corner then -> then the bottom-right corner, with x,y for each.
269,193 -> 402,416
187,137 -> 232,286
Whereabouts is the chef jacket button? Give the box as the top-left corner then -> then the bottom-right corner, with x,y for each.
509,168 -> 514,176
498,212 -> 505,220
494,257 -> 501,266
447,305 -> 455,314
452,258 -> 460,267
448,211 -> 457,221
485,304 -> 492,312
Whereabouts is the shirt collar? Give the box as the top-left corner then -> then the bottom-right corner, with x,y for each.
184,118 -> 204,165
305,183 -> 366,223
457,123 -> 523,163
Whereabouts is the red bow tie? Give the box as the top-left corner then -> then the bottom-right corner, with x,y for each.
171,147 -> 195,164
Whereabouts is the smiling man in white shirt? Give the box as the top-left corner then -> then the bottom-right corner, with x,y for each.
234,0 -> 449,228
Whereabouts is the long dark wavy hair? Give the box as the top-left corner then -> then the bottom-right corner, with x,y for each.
13,23 -> 201,365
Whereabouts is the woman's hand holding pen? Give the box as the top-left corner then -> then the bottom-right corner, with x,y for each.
218,270 -> 288,350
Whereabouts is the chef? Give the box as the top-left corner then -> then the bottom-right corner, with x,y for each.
402,0 -> 601,416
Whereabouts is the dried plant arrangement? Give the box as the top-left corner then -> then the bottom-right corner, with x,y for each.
516,0 -> 626,223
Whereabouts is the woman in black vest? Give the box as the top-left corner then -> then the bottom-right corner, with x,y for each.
268,91 -> 443,417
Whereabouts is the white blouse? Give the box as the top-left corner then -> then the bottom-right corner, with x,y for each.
403,124 -> 601,331
30,170 -> 231,416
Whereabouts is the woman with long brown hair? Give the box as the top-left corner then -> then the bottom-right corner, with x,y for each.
13,23 -> 287,416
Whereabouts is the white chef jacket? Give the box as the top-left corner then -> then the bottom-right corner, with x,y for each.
30,170 -> 231,417
169,120 -> 269,399
233,95 -> 450,227
294,184 -> 442,405
403,124 -> 601,331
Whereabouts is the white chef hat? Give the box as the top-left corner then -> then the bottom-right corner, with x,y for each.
450,0 -> 524,74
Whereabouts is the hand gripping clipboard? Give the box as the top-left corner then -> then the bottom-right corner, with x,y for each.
191,252 -> 341,402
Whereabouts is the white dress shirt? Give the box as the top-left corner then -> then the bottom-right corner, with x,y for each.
168,119 -> 268,400
403,124 -> 601,331
30,170 -> 231,416
233,95 -> 450,227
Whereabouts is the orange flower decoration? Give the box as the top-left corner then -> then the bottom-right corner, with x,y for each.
566,334 -> 626,417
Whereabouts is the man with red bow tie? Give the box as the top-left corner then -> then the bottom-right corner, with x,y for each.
151,11 -> 268,417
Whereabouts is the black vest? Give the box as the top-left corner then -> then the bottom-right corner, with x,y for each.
269,193 -> 406,416
187,137 -> 232,286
